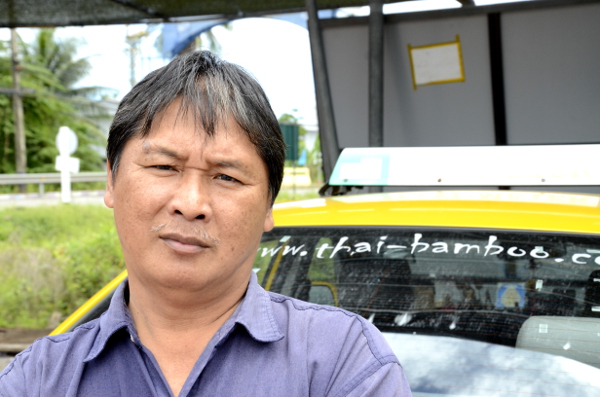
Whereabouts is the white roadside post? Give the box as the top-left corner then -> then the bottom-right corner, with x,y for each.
55,126 -> 80,203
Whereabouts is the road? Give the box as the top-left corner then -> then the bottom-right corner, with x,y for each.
0,190 -> 105,208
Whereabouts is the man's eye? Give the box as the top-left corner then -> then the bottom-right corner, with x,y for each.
218,174 -> 237,182
155,165 -> 173,171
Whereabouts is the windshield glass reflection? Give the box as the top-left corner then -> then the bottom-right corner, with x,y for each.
385,333 -> 600,396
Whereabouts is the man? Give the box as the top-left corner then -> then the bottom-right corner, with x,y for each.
0,51 -> 412,396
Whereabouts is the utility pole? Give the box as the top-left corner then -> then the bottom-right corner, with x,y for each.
10,28 -> 27,192
126,29 -> 149,88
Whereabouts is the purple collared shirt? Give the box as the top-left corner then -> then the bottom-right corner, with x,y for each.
0,273 -> 412,396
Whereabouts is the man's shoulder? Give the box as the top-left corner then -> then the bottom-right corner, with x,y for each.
2,319 -> 100,376
268,291 -> 366,325
35,318 -> 100,348
267,291 -> 379,328
0,319 -> 103,395
264,292 -> 407,396
266,291 -> 398,364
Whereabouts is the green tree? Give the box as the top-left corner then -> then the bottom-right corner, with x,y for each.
22,29 -> 91,95
0,29 -> 105,180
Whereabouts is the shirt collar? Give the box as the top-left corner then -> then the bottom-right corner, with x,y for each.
228,271 -> 284,343
84,278 -> 136,362
84,271 -> 283,362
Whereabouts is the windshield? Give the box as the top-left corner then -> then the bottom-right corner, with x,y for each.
255,227 -> 600,396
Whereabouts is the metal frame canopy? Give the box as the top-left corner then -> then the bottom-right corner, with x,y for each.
2,0 -> 592,28
0,0 -> 400,27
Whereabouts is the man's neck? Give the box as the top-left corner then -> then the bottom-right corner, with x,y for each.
126,274 -> 249,396
128,278 -> 247,332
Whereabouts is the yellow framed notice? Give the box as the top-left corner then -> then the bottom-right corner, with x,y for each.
408,35 -> 465,90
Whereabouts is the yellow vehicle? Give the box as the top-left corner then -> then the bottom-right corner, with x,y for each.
54,144 -> 600,396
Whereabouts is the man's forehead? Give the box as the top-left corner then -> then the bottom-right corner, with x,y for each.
146,104 -> 245,143
137,133 -> 265,174
151,98 -> 232,130
140,140 -> 244,166
140,141 -> 183,159
126,101 -> 267,169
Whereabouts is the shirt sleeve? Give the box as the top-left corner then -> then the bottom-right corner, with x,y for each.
344,362 -> 413,397
0,354 -> 28,396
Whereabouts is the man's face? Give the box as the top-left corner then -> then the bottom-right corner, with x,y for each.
104,102 -> 274,295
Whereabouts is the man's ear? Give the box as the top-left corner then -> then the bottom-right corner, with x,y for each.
263,207 -> 274,232
104,161 -> 115,209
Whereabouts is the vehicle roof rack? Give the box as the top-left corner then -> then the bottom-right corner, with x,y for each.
320,144 -> 600,196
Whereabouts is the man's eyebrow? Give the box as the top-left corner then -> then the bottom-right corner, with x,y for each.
142,142 -> 184,160
215,160 -> 246,170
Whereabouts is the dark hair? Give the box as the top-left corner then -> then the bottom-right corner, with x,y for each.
106,51 -> 286,205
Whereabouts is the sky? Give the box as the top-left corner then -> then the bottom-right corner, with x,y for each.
1,0 -> 526,130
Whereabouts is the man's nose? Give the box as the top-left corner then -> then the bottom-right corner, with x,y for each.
168,173 -> 213,221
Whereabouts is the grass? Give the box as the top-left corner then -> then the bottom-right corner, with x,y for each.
0,205 -> 124,328
275,186 -> 320,202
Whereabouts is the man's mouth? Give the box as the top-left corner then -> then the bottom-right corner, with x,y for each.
160,233 -> 211,254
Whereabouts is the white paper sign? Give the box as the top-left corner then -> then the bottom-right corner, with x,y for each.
409,36 -> 465,89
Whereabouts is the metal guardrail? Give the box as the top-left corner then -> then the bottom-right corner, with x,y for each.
0,172 -> 106,194
0,172 -> 106,185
